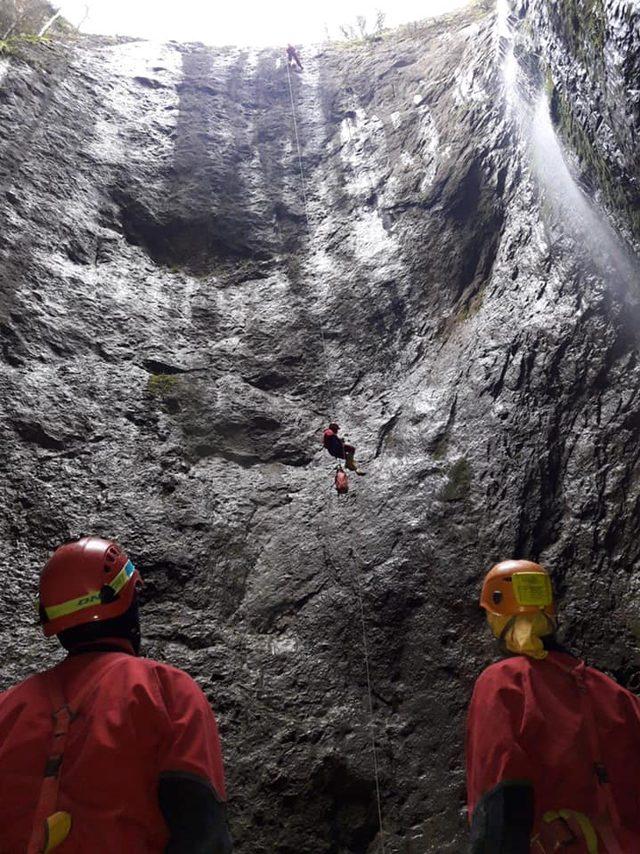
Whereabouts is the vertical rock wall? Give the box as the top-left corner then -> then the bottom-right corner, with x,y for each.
1,2 -> 640,851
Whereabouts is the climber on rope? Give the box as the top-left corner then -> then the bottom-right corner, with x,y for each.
286,43 -> 303,71
466,559 -> 640,853
0,536 -> 233,853
323,422 -> 366,475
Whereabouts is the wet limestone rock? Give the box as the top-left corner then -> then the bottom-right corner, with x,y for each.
512,0 -> 640,239
1,2 -> 640,851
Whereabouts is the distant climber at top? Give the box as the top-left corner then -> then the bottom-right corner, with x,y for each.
466,559 -> 640,853
287,43 -> 303,71
0,535 -> 233,853
323,422 -> 366,475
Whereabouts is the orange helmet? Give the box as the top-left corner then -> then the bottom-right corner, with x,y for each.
38,536 -> 142,637
480,559 -> 554,618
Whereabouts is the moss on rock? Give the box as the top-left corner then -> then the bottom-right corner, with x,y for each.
546,0 -> 606,62
440,458 -> 471,501
147,373 -> 180,397
549,81 -> 640,240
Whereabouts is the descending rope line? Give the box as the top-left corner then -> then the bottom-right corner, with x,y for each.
287,60 -> 387,845
286,63 -> 311,230
326,494 -> 386,852
286,62 -> 336,419
350,547 -> 386,853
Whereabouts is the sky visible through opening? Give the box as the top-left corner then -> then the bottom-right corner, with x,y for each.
56,0 -> 470,46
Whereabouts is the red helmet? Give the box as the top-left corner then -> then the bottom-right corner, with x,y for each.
38,536 -> 142,637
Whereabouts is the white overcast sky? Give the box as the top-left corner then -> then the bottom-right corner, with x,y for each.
56,0 -> 470,46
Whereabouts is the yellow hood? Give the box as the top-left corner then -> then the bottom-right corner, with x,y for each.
488,611 -> 557,660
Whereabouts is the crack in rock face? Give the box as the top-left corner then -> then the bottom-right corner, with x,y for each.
1,3 -> 640,851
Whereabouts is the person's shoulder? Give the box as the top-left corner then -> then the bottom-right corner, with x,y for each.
94,654 -> 200,693
473,656 -> 531,692
478,656 -> 532,679
142,658 -> 208,699
0,671 -> 43,706
584,659 -> 640,700
131,656 -> 192,680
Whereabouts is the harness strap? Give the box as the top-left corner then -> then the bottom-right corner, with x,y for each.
542,657 -> 626,854
533,809 -> 626,854
595,817 -> 625,854
572,665 -> 625,854
27,672 -> 73,854
26,657 -> 127,853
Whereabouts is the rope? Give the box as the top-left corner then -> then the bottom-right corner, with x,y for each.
286,63 -> 311,231
286,60 -> 386,851
286,61 -> 336,418
351,547 -> 386,853
324,504 -> 386,850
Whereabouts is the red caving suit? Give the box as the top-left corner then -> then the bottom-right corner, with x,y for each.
466,651 -> 640,852
0,651 -> 227,852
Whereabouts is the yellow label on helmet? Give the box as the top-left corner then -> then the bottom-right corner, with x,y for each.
512,572 -> 553,607
41,561 -> 136,622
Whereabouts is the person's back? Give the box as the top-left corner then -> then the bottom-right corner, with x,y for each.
0,651 -> 226,852
468,651 -> 640,850
0,535 -> 232,854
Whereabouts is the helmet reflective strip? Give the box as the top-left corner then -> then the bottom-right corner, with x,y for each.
512,572 -> 552,607
110,560 -> 136,595
43,561 -> 136,621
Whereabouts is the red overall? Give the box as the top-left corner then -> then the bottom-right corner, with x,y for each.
466,652 -> 640,851
0,652 -> 226,853
323,427 -> 344,458
335,468 -> 349,494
